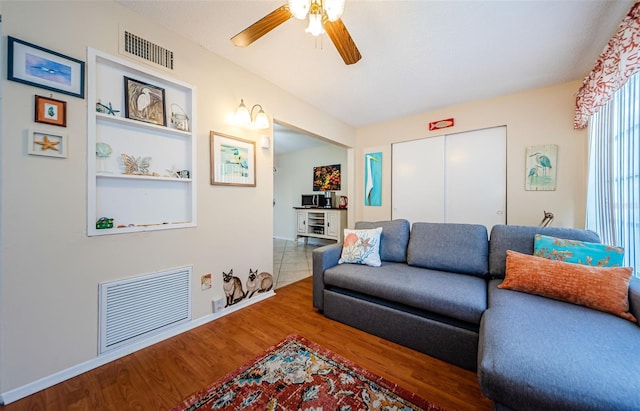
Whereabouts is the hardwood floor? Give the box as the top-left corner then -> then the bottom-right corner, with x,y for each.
1,278 -> 493,410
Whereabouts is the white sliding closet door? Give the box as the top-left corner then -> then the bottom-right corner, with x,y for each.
392,136 -> 445,223
392,126 -> 506,230
445,127 -> 506,228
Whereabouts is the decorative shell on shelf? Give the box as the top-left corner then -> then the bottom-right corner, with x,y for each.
96,142 -> 112,158
121,153 -> 151,175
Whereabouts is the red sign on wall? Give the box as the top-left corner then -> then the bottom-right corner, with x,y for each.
428,118 -> 455,130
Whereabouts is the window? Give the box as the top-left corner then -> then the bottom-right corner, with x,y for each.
586,73 -> 640,277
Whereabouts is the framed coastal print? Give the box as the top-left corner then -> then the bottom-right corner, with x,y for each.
124,76 -> 166,126
7,36 -> 85,98
525,144 -> 558,191
27,129 -> 67,158
35,95 -> 66,127
210,131 -> 256,187
364,152 -> 382,206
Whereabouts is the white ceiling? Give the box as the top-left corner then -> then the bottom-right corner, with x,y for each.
118,0 -> 633,129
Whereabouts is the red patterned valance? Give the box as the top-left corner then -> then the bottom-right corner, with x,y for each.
574,2 -> 640,129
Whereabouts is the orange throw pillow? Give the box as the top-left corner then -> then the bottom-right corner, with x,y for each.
500,250 -> 636,322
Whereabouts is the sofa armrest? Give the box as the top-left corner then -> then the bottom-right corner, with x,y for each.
312,243 -> 343,311
629,277 -> 640,325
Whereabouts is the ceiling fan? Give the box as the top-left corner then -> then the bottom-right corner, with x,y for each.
230,0 -> 362,65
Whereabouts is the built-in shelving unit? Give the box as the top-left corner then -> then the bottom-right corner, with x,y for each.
87,48 -> 196,236
295,208 -> 347,243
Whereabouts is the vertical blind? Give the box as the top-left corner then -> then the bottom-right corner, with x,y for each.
587,74 -> 640,276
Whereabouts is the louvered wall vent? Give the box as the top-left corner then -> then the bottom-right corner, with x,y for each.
99,267 -> 191,354
121,30 -> 174,70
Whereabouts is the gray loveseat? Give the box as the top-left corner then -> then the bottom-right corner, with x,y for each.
312,220 -> 640,410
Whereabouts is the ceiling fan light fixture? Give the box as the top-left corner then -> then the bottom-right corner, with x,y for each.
305,10 -> 325,36
323,0 -> 345,22
288,0 -> 311,19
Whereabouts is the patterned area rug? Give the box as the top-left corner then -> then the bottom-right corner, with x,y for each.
172,334 -> 443,410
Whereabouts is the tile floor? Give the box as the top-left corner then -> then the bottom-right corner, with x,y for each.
273,238 -> 332,289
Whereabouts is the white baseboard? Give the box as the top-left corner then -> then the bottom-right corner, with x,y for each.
0,291 -> 275,405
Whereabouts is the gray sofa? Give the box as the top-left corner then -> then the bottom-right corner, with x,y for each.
312,220 -> 640,410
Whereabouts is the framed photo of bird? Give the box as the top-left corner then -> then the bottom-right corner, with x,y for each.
27,129 -> 67,158
525,144 -> 558,191
210,131 -> 256,187
7,36 -> 85,98
124,76 -> 166,127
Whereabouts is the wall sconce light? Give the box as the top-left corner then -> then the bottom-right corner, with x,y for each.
236,99 -> 270,129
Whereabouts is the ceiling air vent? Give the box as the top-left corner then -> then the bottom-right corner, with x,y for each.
122,30 -> 174,70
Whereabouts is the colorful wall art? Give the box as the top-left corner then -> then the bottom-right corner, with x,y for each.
526,144 -> 558,191
364,152 -> 382,206
313,164 -> 341,191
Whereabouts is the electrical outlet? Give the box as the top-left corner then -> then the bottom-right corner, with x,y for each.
212,297 -> 225,313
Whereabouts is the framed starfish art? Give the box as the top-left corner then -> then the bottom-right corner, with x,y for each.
28,129 -> 67,158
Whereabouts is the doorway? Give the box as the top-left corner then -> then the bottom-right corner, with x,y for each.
272,121 -> 348,288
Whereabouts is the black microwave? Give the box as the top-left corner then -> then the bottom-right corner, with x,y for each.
301,193 -> 334,208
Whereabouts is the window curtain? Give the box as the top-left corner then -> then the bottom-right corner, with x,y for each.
586,75 -> 640,276
574,2 -> 640,129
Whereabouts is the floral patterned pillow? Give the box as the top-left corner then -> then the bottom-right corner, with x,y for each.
533,234 -> 624,267
338,228 -> 383,267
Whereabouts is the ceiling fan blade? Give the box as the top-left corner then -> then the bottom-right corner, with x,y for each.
231,6 -> 292,47
324,18 -> 362,65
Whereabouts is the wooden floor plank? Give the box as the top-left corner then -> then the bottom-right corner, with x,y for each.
1,278 -> 493,410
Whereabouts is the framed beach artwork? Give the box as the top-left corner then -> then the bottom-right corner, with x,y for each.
27,129 -> 67,158
525,144 -> 558,191
364,152 -> 382,206
210,131 -> 256,186
7,36 -> 85,98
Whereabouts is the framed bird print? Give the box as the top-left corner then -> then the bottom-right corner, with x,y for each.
210,131 -> 256,187
124,76 -> 166,126
7,36 -> 85,98
525,144 -> 557,191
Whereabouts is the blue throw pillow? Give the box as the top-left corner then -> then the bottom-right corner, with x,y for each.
533,234 -> 624,267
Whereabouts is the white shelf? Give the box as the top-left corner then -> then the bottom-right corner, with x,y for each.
87,48 -> 196,236
96,112 -> 191,138
96,173 -> 192,182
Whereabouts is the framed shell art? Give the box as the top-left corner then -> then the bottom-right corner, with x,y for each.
124,76 -> 166,126
210,131 -> 256,187
28,129 -> 67,158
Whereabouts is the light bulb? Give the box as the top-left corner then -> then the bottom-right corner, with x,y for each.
305,12 -> 325,36
323,0 -> 345,22
254,109 -> 270,129
288,0 -> 311,19
236,99 -> 251,126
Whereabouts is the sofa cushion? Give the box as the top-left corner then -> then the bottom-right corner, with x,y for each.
338,228 -> 382,267
324,261 -> 487,325
479,281 -> 640,411
407,222 -> 489,277
355,219 -> 410,263
500,250 -> 636,322
488,225 -> 600,279
533,234 -> 624,267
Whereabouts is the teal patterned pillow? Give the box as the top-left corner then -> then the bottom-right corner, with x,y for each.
339,228 -> 383,267
533,234 -> 624,267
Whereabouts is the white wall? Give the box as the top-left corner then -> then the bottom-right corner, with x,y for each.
274,145 -> 348,240
354,81 -> 588,229
0,0 -> 355,395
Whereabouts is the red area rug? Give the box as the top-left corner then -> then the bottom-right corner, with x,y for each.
172,334 -> 443,410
